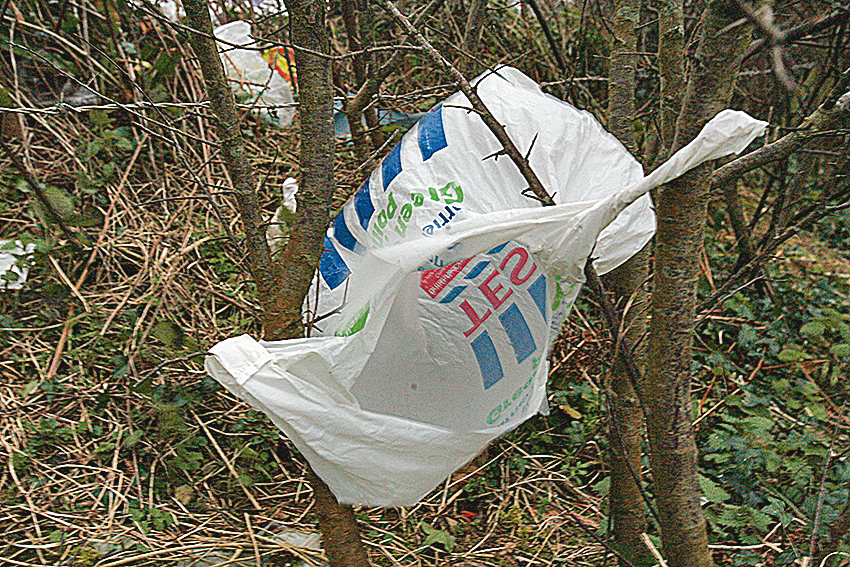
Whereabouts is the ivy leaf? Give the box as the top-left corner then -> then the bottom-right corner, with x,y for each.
699,474 -> 730,503
421,522 -> 455,551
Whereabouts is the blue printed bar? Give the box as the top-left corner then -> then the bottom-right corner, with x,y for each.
471,331 -> 504,390
319,236 -> 350,290
418,105 -> 448,162
499,303 -> 536,364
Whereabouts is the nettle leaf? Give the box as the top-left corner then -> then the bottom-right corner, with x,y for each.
830,343 -> 850,357
777,349 -> 805,362
421,522 -> 455,551
699,474 -> 730,503
800,321 -> 826,336
738,324 -> 758,347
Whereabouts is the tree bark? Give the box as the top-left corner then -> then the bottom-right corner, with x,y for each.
656,0 -> 684,159
183,0 -> 279,319
281,1 -> 371,564
606,249 -> 653,567
642,2 -> 751,566
184,1 -> 371,565
604,0 -> 653,563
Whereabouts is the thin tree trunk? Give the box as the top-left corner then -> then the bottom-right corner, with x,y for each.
656,0 -> 684,161
604,0 -> 653,562
606,250 -> 653,567
341,0 -> 376,163
642,2 -> 751,566
721,181 -> 758,268
461,0 -> 487,76
184,1 -> 371,565
281,1 -> 371,564
182,0 -> 280,322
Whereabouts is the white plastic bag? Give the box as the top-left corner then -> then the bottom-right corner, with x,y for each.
213,21 -> 295,127
0,240 -> 35,290
206,67 -> 767,506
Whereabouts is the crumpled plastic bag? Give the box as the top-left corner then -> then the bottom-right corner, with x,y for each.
205,67 -> 767,506
213,21 -> 295,127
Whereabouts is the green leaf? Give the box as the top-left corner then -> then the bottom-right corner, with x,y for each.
699,474 -> 730,503
39,185 -> 76,219
738,324 -> 758,346
830,343 -> 850,357
421,522 -> 455,551
124,430 -> 143,448
777,349 -> 804,362
65,208 -> 105,228
115,136 -> 134,152
0,85 -> 14,107
20,380 -> 39,398
151,321 -> 185,348
800,321 -> 826,336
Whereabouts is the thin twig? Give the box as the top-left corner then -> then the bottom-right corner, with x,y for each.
807,404 -> 846,563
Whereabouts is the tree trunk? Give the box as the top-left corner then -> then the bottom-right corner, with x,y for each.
642,2 -> 751,566
184,1 -> 371,564
606,250 -> 653,567
281,1 -> 371,564
657,0 -> 684,156
604,0 -> 653,563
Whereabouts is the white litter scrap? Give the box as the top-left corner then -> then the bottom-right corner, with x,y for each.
0,241 -> 35,290
206,67 -> 767,507
213,21 -> 295,127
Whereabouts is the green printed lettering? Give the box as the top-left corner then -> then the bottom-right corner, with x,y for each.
400,203 -> 412,222
440,182 -> 463,204
376,210 -> 388,228
394,220 -> 407,238
488,406 -> 502,424
335,305 -> 370,337
428,186 -> 439,201
411,193 -> 425,206
387,193 -> 397,219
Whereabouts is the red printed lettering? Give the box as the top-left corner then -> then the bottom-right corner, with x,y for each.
499,247 -> 537,285
479,269 -> 513,310
460,300 -> 491,337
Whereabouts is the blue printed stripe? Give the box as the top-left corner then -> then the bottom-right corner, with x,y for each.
439,285 -> 466,304
418,104 -> 448,161
488,243 -> 509,254
471,331 -> 504,390
464,261 -> 490,280
319,236 -> 350,290
332,211 -> 357,252
528,275 -> 547,320
382,142 -> 403,191
353,179 -> 374,230
499,303 -> 536,364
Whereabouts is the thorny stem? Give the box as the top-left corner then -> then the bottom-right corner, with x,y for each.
376,0 -> 555,207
